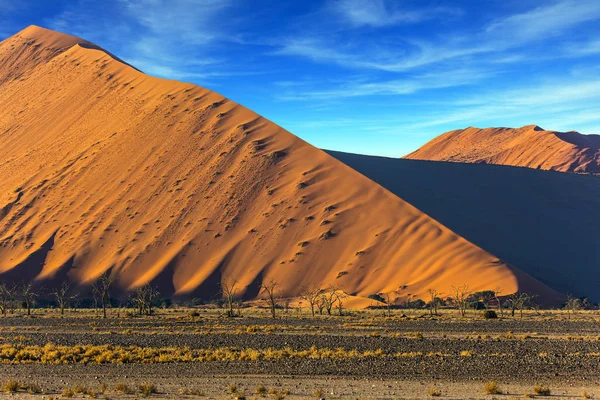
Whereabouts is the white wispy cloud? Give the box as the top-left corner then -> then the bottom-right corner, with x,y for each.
119,0 -> 231,45
276,0 -> 600,73
485,0 -> 600,43
404,78 -> 600,131
329,0 -> 462,27
278,67 -> 494,100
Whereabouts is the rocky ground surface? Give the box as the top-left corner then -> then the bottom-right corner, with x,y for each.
0,310 -> 599,398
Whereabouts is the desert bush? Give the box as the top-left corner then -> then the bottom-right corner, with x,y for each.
115,382 -> 134,394
25,383 -> 42,394
581,391 -> 593,398
428,387 -> 442,396
256,384 -> 267,394
61,387 -> 74,397
483,381 -> 501,395
229,383 -> 238,393
72,384 -> 88,394
3,380 -> 20,393
483,310 -> 498,319
533,384 -> 551,395
138,382 -> 158,396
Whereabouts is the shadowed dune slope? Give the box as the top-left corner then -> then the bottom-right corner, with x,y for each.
0,26 -> 557,303
404,125 -> 600,175
328,150 -> 600,301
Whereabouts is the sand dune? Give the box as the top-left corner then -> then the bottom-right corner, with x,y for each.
404,125 -> 600,175
329,151 -> 600,301
0,26 -> 558,303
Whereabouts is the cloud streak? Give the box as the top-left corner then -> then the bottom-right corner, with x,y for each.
329,0 -> 462,27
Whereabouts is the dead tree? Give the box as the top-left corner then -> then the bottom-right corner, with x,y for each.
315,295 -> 325,315
384,293 -> 393,317
261,278 -> 278,319
333,289 -> 347,316
52,282 -> 73,316
564,295 -> 582,319
300,283 -> 321,317
133,284 -> 160,316
4,284 -> 18,314
320,286 -> 341,316
91,271 -> 117,319
427,288 -> 441,316
0,283 -> 8,316
493,286 -> 504,317
451,285 -> 471,317
133,286 -> 147,315
21,283 -> 37,316
220,279 -> 238,317
507,292 -> 531,318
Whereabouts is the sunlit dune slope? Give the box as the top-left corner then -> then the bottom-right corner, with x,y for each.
0,26 -> 556,303
329,150 -> 600,301
404,125 -> 600,175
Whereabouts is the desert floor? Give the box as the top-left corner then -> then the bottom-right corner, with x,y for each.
0,307 -> 599,399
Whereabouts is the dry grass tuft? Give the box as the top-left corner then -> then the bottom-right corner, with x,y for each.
139,382 -> 158,396
3,380 -> 20,393
428,387 -> 442,397
256,384 -> 267,394
483,381 -> 501,395
533,384 -> 551,396
115,382 -> 135,394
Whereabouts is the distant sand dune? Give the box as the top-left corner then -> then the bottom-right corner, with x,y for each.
404,125 -> 600,175
0,26 -> 558,304
329,150 -> 600,302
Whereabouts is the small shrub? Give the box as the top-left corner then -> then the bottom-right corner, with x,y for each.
61,388 -> 74,398
483,381 -> 501,395
139,382 -> 158,396
3,380 -> 20,393
428,387 -> 442,396
230,383 -> 238,393
256,384 -> 267,394
483,310 -> 498,319
581,391 -> 593,399
73,384 -> 87,394
314,388 -> 323,397
533,384 -> 551,396
115,382 -> 134,394
26,383 -> 42,394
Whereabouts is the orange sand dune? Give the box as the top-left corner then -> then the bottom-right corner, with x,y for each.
404,125 -> 600,175
0,26 -> 558,304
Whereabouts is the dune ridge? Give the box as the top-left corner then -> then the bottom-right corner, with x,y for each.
404,125 -> 600,175
0,26 -> 557,303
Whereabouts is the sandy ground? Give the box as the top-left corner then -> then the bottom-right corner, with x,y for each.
0,370 -> 598,399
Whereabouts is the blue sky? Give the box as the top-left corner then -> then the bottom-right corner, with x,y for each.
2,0 -> 600,156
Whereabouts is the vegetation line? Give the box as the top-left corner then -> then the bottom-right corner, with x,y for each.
0,343 -> 529,364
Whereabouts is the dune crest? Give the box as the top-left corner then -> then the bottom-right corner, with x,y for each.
0,26 -> 557,303
404,125 -> 600,175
